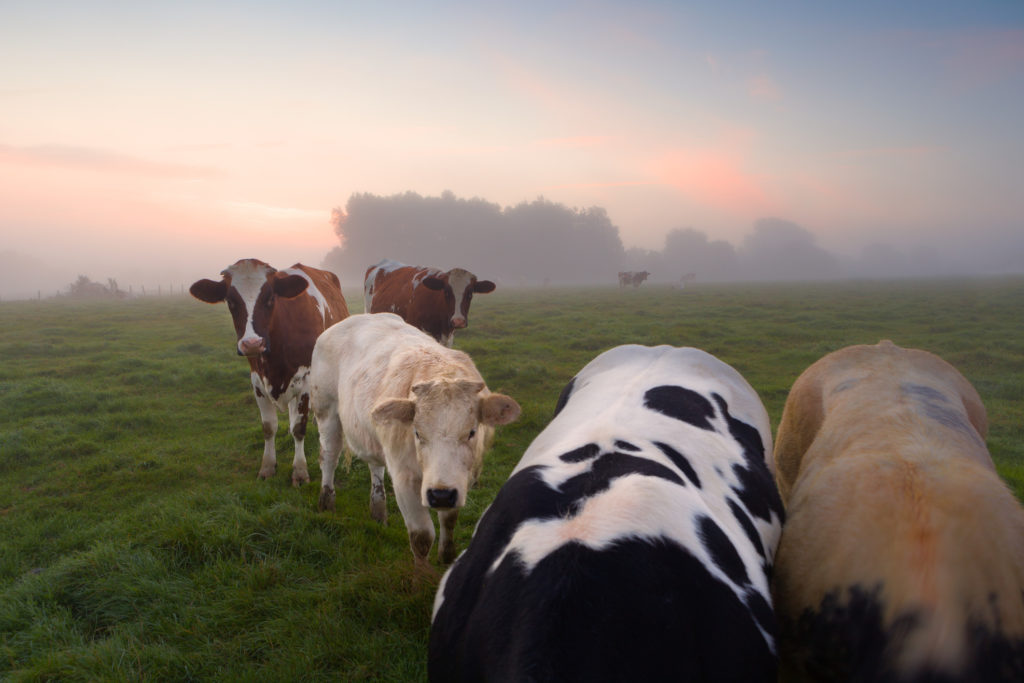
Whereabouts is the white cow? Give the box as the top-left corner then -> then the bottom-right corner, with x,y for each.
310,313 -> 520,566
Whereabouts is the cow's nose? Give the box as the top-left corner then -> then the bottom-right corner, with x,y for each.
451,317 -> 467,329
238,337 -> 266,356
426,488 -> 459,509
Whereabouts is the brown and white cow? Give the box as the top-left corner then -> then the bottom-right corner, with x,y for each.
363,259 -> 495,347
310,313 -> 520,567
190,258 -> 349,485
772,340 -> 1024,681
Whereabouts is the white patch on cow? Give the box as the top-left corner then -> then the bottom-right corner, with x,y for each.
283,267 -> 330,323
224,260 -> 275,353
254,365 -> 310,413
446,269 -> 474,326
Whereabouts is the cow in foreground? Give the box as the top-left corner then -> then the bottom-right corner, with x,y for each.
363,259 -> 495,346
190,259 -> 349,485
772,340 -> 1024,681
310,313 -> 520,566
430,344 -> 784,681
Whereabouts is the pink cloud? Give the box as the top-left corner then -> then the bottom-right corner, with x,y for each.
532,135 -> 612,149
646,147 -> 774,213
0,143 -> 219,179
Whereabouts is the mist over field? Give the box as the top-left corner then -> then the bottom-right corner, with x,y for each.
3,190 -> 1022,301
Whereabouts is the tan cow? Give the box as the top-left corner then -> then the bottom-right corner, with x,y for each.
773,340 -> 1024,681
310,313 -> 520,567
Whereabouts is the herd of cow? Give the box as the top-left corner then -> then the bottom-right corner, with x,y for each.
190,258 -> 1024,682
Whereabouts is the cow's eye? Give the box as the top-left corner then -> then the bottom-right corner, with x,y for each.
414,430 -> 423,442
468,429 -> 476,440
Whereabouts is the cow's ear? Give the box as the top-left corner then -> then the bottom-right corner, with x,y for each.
190,279 -> 228,303
474,280 -> 496,294
273,274 -> 309,299
480,393 -> 521,426
372,398 -> 416,424
422,276 -> 445,291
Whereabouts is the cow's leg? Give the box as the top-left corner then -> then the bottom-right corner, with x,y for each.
392,471 -> 435,568
369,463 -> 387,524
253,384 -> 278,480
315,404 -> 342,512
288,393 -> 311,487
437,508 -> 459,564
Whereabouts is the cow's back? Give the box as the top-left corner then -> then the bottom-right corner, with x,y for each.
430,344 -> 783,682
364,260 -> 453,342
773,341 -> 1024,681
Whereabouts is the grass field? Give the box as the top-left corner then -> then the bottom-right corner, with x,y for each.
2,278 -> 1023,680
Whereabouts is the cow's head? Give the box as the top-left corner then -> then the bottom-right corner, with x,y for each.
422,268 -> 495,331
371,379 -> 520,509
189,258 -> 309,357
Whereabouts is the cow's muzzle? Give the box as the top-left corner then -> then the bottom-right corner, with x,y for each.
238,337 -> 268,357
451,317 -> 467,329
426,487 -> 459,509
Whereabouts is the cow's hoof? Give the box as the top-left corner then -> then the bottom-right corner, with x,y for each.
413,556 -> 440,583
370,499 -> 387,524
258,466 -> 276,480
318,487 -> 336,512
440,543 -> 457,565
292,471 -> 310,487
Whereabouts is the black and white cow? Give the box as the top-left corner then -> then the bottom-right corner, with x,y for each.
429,344 -> 785,682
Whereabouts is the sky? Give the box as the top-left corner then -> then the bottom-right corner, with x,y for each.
2,1 -> 1023,296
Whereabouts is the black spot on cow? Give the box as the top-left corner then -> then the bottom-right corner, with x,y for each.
732,462 -> 784,524
644,385 -> 716,430
654,441 -> 702,488
559,452 -> 685,514
698,514 -> 749,587
615,440 -> 641,452
781,584 -> 1024,682
902,382 -> 984,447
711,393 -> 765,466
709,393 -> 784,525
728,498 -> 765,560
552,376 -> 576,418
559,443 -> 600,463
430,536 -> 778,682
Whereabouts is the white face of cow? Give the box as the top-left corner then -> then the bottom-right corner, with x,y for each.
411,380 -> 486,509
372,378 -> 521,510
223,260 -> 276,356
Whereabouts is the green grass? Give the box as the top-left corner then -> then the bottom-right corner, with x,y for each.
2,278 -> 1023,680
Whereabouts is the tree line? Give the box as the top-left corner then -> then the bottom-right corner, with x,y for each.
322,191 -> 957,286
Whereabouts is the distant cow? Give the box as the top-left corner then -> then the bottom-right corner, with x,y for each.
772,340 -> 1024,681
310,313 -> 520,566
618,270 -> 650,288
190,259 -> 349,485
430,344 -> 784,681
363,259 -> 495,346
674,272 -> 697,290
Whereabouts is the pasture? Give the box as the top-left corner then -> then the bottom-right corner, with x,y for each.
2,278 -> 1023,681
